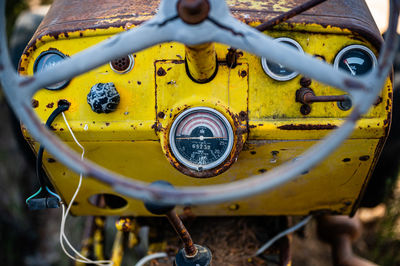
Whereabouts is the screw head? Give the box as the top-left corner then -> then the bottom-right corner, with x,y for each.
300,104 -> 311,115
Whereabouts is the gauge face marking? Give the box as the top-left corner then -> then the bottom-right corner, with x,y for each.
261,37 -> 303,81
334,45 -> 377,76
169,107 -> 234,171
34,50 -> 69,90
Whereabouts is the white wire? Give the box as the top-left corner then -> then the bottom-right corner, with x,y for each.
135,252 -> 168,266
254,215 -> 312,257
60,112 -> 114,266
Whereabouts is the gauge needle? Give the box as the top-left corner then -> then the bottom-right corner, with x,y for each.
343,59 -> 356,76
176,136 -> 225,140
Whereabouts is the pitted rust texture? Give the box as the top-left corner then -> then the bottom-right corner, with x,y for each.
26,0 -> 382,54
278,124 -> 337,130
255,0 -> 328,31
162,108 -> 247,178
166,210 -> 197,257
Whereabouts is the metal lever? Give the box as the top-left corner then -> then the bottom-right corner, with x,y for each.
144,181 -> 212,266
296,87 -> 348,105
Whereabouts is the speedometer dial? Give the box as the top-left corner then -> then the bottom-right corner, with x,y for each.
169,107 -> 234,171
334,45 -> 377,76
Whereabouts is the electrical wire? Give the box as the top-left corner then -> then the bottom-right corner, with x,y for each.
59,112 -> 114,266
135,252 -> 168,266
26,104 -> 69,205
253,216 -> 312,257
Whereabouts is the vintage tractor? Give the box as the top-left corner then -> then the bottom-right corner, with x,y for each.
0,0 -> 398,265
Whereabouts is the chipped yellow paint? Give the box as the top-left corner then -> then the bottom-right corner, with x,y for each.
272,3 -> 291,12
20,20 -> 391,216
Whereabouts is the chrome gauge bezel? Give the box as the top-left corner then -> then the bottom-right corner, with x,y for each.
33,50 -> 70,90
169,107 -> 234,171
261,37 -> 304,81
333,45 -> 378,75
109,54 -> 135,74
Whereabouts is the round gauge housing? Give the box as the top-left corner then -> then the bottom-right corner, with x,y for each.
33,50 -> 69,90
169,107 -> 234,172
334,45 -> 377,76
110,54 -> 135,74
261,37 -> 303,81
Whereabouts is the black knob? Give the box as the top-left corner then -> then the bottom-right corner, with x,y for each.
87,82 -> 120,113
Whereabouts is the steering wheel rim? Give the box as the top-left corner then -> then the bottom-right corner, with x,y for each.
0,0 -> 398,206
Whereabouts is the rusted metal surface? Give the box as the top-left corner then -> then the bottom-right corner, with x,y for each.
278,124 -> 337,130
317,215 -> 377,266
166,210 -> 198,257
255,0 -> 328,31
27,0 -> 382,55
185,43 -> 217,83
296,87 -> 348,104
177,0 -> 210,25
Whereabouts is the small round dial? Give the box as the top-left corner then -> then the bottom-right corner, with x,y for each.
261,37 -> 303,81
169,107 -> 234,171
334,45 -> 377,76
34,50 -> 69,90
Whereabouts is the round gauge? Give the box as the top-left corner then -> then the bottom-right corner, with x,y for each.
34,50 -> 69,90
261,37 -> 303,81
334,45 -> 377,76
169,107 -> 234,171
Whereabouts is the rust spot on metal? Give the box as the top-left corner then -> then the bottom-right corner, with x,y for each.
342,158 -> 351,162
374,96 -> 383,106
226,48 -> 238,68
171,60 -> 185,64
47,158 -> 56,163
19,77 -> 35,86
239,111 -> 247,121
359,155 -> 370,161
278,124 -> 337,130
157,112 -> 165,119
151,122 -> 163,133
105,122 -> 110,126
46,102 -> 54,108
240,70 -> 247,78
157,67 -> 167,76
32,99 -> 39,108
255,0 -> 328,31
137,81 -> 141,85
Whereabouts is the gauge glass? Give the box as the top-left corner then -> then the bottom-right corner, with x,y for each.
261,37 -> 303,81
334,45 -> 377,76
169,107 -> 234,171
34,51 -> 69,90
